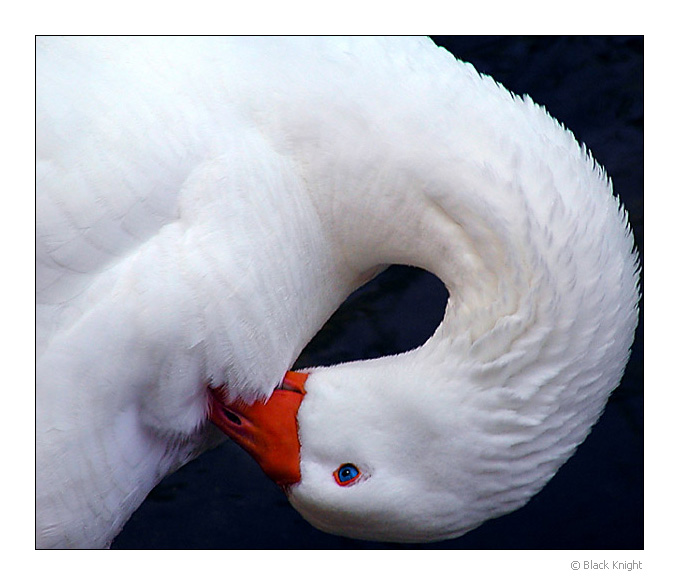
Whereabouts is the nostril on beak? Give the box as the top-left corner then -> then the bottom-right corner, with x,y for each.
222,408 -> 242,425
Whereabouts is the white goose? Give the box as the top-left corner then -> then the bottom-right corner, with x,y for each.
36,36 -> 639,548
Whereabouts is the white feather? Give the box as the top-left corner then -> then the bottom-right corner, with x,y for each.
36,36 -> 639,548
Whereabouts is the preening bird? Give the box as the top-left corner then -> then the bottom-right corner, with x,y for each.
36,36 -> 640,549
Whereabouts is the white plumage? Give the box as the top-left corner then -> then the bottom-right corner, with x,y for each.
36,36 -> 639,548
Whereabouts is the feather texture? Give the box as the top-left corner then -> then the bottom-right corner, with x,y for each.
36,36 -> 639,547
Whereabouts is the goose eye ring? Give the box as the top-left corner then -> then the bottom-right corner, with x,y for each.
334,463 -> 361,486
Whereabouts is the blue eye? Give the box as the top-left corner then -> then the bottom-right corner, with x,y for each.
334,463 -> 361,486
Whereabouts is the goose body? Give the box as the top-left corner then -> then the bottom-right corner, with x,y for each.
36,36 -> 639,548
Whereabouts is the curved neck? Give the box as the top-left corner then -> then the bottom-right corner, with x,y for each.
285,59 -> 638,527
278,51 -> 638,444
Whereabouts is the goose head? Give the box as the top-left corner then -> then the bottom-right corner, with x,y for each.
210,365 -> 482,543
287,364 -> 483,543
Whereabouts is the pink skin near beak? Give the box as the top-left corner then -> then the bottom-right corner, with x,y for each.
208,371 -> 308,489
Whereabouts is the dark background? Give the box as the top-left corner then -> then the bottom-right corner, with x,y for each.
112,36 -> 643,550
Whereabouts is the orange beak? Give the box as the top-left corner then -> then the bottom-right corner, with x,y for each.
208,371 -> 308,489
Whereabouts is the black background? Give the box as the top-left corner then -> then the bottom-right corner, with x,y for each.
112,36 -> 643,550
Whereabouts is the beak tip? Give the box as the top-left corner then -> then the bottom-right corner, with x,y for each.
209,370 -> 308,488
